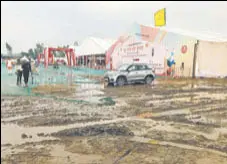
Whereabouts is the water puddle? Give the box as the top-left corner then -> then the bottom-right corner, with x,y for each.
1,115 -> 33,122
57,83 -> 106,104
1,123 -> 58,145
144,92 -> 227,107
153,109 -> 191,117
152,102 -> 227,118
49,145 -> 103,164
182,84 -> 224,90
1,117 -> 135,146
196,93 -> 227,100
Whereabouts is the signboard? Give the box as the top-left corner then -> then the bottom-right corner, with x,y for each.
121,42 -> 148,57
154,8 -> 166,27
181,45 -> 187,54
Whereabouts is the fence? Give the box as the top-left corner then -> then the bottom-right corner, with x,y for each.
1,63 -> 105,97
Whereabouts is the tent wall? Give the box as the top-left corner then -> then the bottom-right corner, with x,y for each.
110,36 -> 167,75
108,24 -> 197,77
196,41 -> 227,77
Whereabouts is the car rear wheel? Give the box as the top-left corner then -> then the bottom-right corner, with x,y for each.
116,77 -> 126,86
145,76 -> 154,84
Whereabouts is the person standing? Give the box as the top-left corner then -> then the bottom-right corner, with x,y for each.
6,59 -> 13,75
22,58 -> 32,87
15,59 -> 23,86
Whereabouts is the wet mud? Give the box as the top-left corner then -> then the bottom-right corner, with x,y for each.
1,78 -> 227,163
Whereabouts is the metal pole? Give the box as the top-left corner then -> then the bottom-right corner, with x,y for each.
192,40 -> 199,78
70,51 -> 72,85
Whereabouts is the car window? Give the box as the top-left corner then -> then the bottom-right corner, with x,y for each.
136,65 -> 147,70
144,65 -> 149,69
128,65 -> 136,71
117,64 -> 130,71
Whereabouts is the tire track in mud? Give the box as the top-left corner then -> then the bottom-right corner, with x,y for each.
2,83 -> 227,162
2,114 -> 227,160
51,116 -> 227,159
130,136 -> 227,157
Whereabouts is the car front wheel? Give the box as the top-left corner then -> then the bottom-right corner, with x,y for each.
116,77 -> 126,86
145,76 -> 154,84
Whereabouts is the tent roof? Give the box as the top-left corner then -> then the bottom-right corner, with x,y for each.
75,37 -> 116,56
153,25 -> 227,42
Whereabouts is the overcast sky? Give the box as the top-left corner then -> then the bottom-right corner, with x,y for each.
1,1 -> 227,54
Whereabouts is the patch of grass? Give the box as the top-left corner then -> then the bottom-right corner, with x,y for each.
32,84 -> 76,95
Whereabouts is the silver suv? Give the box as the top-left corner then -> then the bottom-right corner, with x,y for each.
104,63 -> 155,86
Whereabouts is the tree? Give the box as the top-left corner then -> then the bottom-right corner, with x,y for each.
28,48 -> 36,59
21,52 -> 29,57
35,43 -> 44,54
74,41 -> 79,46
34,43 -> 44,59
6,42 -> 12,56
34,49 -> 38,57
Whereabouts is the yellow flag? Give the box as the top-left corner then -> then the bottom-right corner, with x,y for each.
154,8 -> 166,27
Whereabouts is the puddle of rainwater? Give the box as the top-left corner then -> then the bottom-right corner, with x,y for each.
150,97 -> 193,104
1,117 -> 134,146
69,83 -> 106,103
153,109 -> 191,117
1,123 -> 58,145
1,115 -> 33,122
49,145 -> 102,164
185,114 -> 224,126
145,92 -> 227,105
182,84 -> 224,90
196,93 -> 227,100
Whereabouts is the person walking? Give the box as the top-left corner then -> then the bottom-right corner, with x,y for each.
15,59 -> 23,86
6,59 -> 13,75
21,57 -> 32,87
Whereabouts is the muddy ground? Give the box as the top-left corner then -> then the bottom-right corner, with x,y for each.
1,78 -> 227,164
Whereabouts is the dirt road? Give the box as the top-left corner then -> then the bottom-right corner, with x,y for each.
1,78 -> 227,164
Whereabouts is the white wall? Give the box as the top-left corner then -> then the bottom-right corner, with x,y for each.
111,35 -> 166,74
196,41 -> 227,77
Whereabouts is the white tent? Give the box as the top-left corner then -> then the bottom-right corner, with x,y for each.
74,37 -> 116,57
151,25 -> 227,42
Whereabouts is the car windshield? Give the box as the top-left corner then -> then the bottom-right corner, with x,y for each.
117,64 -> 130,71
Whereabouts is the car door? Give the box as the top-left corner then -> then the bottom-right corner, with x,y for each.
127,65 -> 139,81
135,65 -> 146,80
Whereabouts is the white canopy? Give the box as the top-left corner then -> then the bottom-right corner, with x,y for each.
74,37 -> 116,57
154,26 -> 227,42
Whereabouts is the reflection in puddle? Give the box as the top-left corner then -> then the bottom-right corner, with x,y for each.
49,83 -> 105,103
73,83 -> 105,103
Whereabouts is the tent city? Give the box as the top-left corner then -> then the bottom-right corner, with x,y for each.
1,1 -> 227,164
